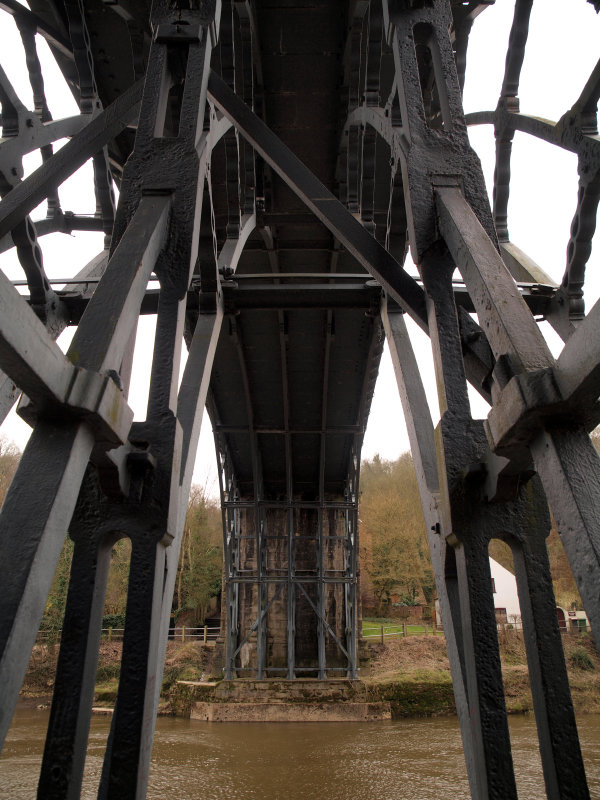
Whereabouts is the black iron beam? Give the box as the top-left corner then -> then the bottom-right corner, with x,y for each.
0,79 -> 142,240
207,70 -> 428,327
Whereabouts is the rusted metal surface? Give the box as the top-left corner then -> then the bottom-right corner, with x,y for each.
0,0 -> 599,797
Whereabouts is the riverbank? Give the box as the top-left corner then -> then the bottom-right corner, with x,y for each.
19,641 -> 211,714
363,630 -> 600,716
19,631 -> 600,718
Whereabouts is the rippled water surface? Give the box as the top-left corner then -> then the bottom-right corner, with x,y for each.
3,710 -> 600,799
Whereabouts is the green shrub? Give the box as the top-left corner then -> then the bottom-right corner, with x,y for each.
102,613 -> 126,629
178,665 -> 202,681
95,663 -> 121,683
570,647 -> 595,671
161,665 -> 182,692
94,679 -> 119,703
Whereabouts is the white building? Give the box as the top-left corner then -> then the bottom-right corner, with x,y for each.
490,558 -> 521,626
556,607 -> 590,632
436,559 -> 591,634
434,558 -> 521,629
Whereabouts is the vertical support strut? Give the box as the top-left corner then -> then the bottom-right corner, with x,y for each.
0,422 -> 95,748
344,446 -> 359,680
316,502 -> 326,679
219,441 -> 241,681
255,493 -> 266,679
38,494 -> 115,800
286,425 -> 296,678
317,310 -> 333,679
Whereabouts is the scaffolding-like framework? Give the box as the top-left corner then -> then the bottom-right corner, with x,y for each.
217,432 -> 360,679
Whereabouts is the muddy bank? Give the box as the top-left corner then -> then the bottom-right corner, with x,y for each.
19,641 -> 215,713
19,632 -> 600,718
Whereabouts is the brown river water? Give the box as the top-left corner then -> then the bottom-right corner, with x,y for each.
3,709 -> 600,799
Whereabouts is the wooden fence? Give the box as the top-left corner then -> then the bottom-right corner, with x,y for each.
362,624 -> 444,643
37,625 -> 221,644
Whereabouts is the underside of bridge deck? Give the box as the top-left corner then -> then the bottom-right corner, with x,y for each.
0,0 -> 599,797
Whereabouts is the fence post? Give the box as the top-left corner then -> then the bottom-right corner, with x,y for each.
204,625 -> 207,643
108,627 -> 112,642
381,625 -> 385,644
403,623 -> 407,637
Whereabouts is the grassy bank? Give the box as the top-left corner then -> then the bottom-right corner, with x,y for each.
362,617 -> 443,640
363,630 -> 600,716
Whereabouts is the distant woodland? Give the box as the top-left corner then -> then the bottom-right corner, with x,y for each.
359,453 -> 434,615
0,432 -> 586,632
0,436 -> 222,634
358,451 -> 584,615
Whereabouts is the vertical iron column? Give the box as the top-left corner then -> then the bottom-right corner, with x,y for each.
220,445 -> 241,680
344,447 -> 359,680
286,468 -> 296,679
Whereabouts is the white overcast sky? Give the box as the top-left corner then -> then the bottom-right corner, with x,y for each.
0,1 -> 599,496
